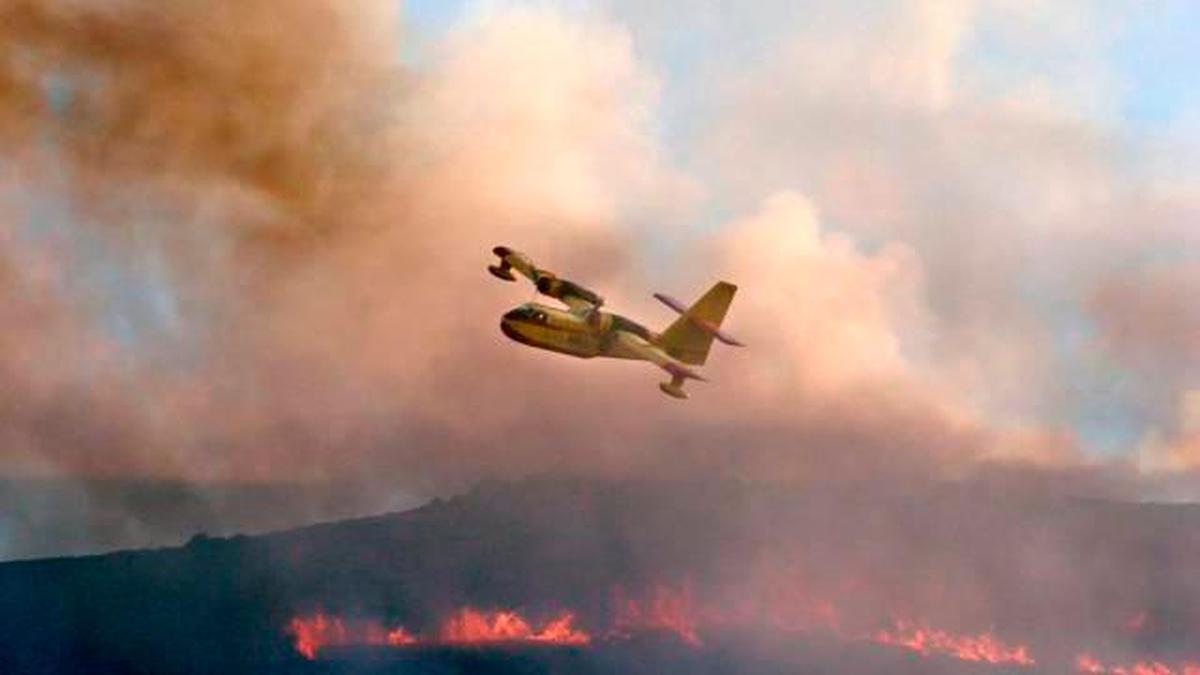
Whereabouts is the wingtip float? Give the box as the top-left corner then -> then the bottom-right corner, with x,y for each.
490,246 -> 742,399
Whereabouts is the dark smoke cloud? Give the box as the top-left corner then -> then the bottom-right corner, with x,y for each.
1,0 -> 399,233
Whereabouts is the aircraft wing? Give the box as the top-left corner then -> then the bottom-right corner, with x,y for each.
555,292 -> 600,315
490,245 -> 604,314
612,331 -> 707,382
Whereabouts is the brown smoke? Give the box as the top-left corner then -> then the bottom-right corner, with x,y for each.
0,0 -> 401,244
0,2 -> 674,490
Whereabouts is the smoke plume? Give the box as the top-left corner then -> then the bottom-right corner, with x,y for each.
0,1 -> 1197,557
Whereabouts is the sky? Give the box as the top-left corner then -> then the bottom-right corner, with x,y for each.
0,0 -> 1199,556
400,0 -> 1200,458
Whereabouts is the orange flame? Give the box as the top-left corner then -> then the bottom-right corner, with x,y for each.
610,584 -> 703,646
288,587 -> 1200,673
386,626 -> 419,647
871,619 -> 1035,666
1076,654 -> 1200,675
439,608 -> 590,645
287,613 -> 417,658
288,608 -> 588,659
537,612 -> 595,644
288,613 -> 345,659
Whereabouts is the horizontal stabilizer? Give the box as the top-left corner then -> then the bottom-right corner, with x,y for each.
654,292 -> 689,314
654,291 -> 744,348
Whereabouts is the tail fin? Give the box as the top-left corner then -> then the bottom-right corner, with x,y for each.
656,281 -> 739,365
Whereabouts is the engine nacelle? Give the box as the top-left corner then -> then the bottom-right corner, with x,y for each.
537,275 -> 604,308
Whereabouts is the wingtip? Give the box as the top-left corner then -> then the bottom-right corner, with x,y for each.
488,264 -> 517,281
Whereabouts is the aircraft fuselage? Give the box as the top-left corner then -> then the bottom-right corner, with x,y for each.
500,303 -> 653,360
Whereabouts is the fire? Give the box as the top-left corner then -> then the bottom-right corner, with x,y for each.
439,608 -> 590,645
610,584 -> 703,646
288,608 -> 588,659
537,612 -> 594,644
870,619 -> 1035,666
1076,654 -> 1200,675
287,613 -> 415,659
289,614 -> 341,660
386,627 -> 419,647
288,588 -> 1200,673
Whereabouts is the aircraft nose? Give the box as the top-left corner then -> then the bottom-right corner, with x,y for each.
500,311 -> 525,342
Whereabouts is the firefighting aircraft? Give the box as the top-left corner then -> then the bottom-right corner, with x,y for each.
489,246 -> 741,399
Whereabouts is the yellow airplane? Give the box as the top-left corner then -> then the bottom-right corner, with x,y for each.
489,246 -> 741,399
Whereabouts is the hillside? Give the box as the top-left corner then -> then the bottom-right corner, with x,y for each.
3,478 -> 1199,674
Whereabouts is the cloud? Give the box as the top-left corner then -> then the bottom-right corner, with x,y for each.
694,191 -> 1076,477
686,0 -> 1200,444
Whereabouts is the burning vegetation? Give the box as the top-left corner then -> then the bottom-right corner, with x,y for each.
870,619 -> 1034,666
287,608 -> 587,658
264,480 -> 1200,673
284,581 -> 1195,672
288,593 -> 1200,673
9,478 -> 1200,674
1075,655 -> 1200,675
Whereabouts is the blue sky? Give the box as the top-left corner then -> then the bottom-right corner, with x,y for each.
1112,1 -> 1200,130
407,0 -> 1200,135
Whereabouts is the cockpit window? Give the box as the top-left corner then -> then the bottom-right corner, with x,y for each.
517,306 -> 549,323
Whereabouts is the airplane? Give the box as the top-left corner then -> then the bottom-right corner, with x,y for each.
489,246 -> 741,399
